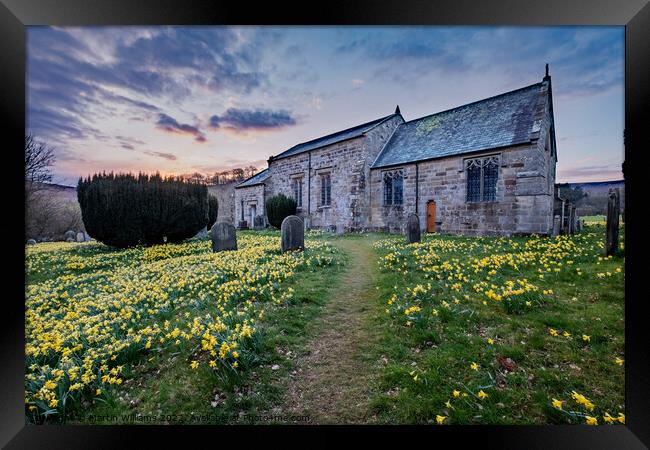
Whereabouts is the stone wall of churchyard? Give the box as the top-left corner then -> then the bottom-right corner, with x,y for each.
369,142 -> 555,236
234,184 -> 265,228
208,181 -> 237,225
264,115 -> 402,232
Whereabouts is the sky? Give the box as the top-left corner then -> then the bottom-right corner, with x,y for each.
26,26 -> 624,186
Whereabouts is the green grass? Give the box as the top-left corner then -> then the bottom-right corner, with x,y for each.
26,225 -> 625,425
72,240 -> 346,424
26,232 -> 345,424
367,225 -> 625,425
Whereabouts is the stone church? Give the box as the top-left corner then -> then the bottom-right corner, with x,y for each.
235,68 -> 557,236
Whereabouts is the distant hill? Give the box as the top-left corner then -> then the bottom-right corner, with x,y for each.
557,180 -> 624,216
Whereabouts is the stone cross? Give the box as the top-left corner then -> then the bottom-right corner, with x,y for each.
281,215 -> 304,252
211,222 -> 238,252
605,188 -> 620,256
406,213 -> 421,244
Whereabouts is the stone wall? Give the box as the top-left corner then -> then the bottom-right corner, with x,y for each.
234,184 -> 265,229
207,181 -> 237,225
369,142 -> 555,236
264,115 -> 403,232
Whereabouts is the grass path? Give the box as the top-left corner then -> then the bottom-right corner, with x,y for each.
282,236 -> 384,424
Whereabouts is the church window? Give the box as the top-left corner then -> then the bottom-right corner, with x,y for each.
320,173 -> 331,206
466,156 -> 499,202
383,169 -> 404,205
292,177 -> 303,207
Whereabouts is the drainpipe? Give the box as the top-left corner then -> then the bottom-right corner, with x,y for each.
307,151 -> 312,214
415,162 -> 419,214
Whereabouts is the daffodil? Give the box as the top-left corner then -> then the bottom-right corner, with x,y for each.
551,398 -> 564,409
436,415 -> 446,424
478,390 -> 488,400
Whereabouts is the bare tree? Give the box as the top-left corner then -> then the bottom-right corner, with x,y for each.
25,134 -> 56,203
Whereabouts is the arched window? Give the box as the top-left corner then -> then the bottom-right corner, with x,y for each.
383,169 -> 404,205
466,156 -> 499,202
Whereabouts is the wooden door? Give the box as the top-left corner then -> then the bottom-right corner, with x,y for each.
426,200 -> 436,233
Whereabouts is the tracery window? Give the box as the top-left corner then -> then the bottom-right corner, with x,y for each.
383,170 -> 404,205
466,156 -> 499,202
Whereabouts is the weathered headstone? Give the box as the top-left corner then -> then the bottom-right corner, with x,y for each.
76,232 -> 85,243
211,222 -> 237,252
281,215 -> 304,252
26,239 -> 36,245
406,213 -> 421,244
64,230 -> 76,241
605,188 -> 620,256
570,206 -> 577,234
575,218 -> 582,233
253,215 -> 265,230
552,215 -> 561,237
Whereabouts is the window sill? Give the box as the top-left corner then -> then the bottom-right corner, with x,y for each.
317,205 -> 331,210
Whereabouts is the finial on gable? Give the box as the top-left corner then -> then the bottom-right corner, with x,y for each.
543,63 -> 550,81
395,105 -> 401,115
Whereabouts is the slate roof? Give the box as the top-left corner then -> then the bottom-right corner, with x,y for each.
269,113 -> 399,162
235,168 -> 270,188
372,82 -> 548,168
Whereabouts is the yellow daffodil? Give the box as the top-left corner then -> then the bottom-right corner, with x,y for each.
436,415 -> 446,424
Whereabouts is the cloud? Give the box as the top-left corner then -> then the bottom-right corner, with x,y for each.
27,26 -> 274,146
209,108 -> 297,133
557,164 -> 623,182
155,113 -> 206,142
143,150 -> 178,161
335,27 -> 623,98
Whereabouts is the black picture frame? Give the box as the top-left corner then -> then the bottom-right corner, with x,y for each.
2,0 -> 647,447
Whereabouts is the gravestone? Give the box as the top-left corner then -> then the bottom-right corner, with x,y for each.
406,213 -> 421,244
253,215 -> 265,230
26,239 -> 36,245
281,215 -> 304,252
605,188 -> 620,256
66,237 -> 75,242
570,206 -> 577,234
552,215 -> 561,237
575,218 -> 582,233
211,222 -> 237,252
64,230 -> 76,241
76,232 -> 85,243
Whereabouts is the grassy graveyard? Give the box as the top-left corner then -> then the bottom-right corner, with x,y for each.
25,224 -> 624,425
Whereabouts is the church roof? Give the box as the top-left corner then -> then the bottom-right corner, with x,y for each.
235,168 -> 270,188
269,113 -> 399,162
372,81 -> 548,168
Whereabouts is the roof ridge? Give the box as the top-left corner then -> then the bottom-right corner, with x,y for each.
271,113 -> 396,160
235,167 -> 269,188
403,81 -> 544,125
